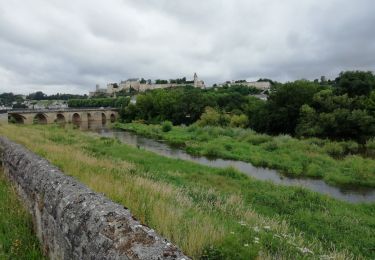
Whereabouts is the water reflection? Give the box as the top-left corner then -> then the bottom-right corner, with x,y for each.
70,120 -> 108,131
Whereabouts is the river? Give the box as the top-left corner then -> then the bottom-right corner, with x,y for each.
80,121 -> 375,203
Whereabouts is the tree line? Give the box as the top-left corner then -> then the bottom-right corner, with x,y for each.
26,91 -> 87,100
119,71 -> 375,143
119,84 -> 262,125
68,97 -> 130,108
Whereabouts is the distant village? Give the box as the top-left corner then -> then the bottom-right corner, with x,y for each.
89,73 -> 271,98
0,73 -> 272,110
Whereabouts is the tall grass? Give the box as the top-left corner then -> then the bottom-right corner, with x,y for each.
117,123 -> 375,188
0,124 -> 373,259
0,168 -> 45,259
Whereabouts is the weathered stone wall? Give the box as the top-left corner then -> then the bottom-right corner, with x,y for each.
0,137 -> 189,260
0,113 -> 8,125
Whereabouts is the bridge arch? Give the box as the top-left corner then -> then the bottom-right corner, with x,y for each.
8,113 -> 25,124
34,113 -> 47,124
87,113 -> 93,121
55,113 -> 66,123
72,113 -> 81,124
110,113 -> 116,122
101,113 -> 106,124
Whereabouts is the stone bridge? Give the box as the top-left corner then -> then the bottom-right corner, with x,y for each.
5,108 -> 118,125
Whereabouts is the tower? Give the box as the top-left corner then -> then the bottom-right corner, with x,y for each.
194,73 -> 198,88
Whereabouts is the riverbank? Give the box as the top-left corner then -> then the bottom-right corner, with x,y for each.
115,122 -> 375,189
0,168 -> 45,259
0,124 -> 374,259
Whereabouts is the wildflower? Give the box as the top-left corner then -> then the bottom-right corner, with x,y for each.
244,243 -> 249,247
263,226 -> 271,230
238,221 -> 247,226
230,231 -> 235,234
297,247 -> 313,254
253,226 -> 260,233
254,237 -> 260,244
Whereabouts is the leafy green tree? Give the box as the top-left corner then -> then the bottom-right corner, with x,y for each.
140,78 -> 147,84
265,80 -> 322,134
230,114 -> 249,128
27,91 -> 47,100
295,105 -> 321,137
334,71 -> 375,97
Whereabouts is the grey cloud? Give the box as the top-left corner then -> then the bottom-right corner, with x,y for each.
0,0 -> 374,94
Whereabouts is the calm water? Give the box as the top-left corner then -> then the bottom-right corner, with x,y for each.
81,122 -> 375,203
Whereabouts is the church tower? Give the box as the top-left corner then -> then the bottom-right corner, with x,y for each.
194,73 -> 198,88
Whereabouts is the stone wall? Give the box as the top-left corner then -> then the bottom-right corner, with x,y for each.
0,137 -> 189,260
0,112 -> 8,125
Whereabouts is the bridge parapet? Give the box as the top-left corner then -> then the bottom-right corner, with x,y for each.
9,107 -> 119,114
8,108 -> 119,125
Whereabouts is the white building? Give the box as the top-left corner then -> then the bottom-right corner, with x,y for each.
89,73 -> 206,97
218,80 -> 271,91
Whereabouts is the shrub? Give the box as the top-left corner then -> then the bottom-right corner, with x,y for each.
197,107 -> 221,127
323,142 -> 345,158
197,107 -> 231,127
229,114 -> 249,128
261,141 -> 279,151
341,141 -> 359,155
365,138 -> 375,157
245,134 -> 271,145
306,163 -> 324,177
204,143 -> 223,157
161,121 -> 173,132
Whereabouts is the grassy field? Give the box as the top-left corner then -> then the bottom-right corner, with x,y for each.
116,122 -> 375,188
0,124 -> 374,259
0,168 -> 45,259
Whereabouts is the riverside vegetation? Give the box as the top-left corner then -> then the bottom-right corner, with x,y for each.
116,122 -> 375,188
0,168 -> 45,259
0,124 -> 374,259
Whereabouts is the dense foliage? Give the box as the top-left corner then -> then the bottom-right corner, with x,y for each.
119,71 -> 375,143
120,85 -> 261,125
27,91 -> 87,100
68,97 -> 130,108
0,92 -> 24,106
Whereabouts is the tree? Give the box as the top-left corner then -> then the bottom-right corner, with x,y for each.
27,91 -> 47,100
334,71 -> 375,97
264,80 -> 322,134
295,105 -> 321,137
140,78 -> 147,84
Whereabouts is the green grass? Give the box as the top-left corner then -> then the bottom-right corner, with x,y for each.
0,168 -> 45,259
0,124 -> 374,259
116,122 -> 375,188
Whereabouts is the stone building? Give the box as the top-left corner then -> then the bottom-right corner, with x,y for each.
89,73 -> 205,97
219,80 -> 271,91
89,84 -> 107,97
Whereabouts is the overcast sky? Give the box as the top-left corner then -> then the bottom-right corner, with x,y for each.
0,0 -> 374,94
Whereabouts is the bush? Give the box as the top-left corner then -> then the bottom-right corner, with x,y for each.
245,134 -> 271,145
197,107 -> 221,127
161,121 -> 173,132
341,141 -> 359,155
365,138 -> 375,157
229,114 -> 249,128
197,107 -> 231,127
323,142 -> 345,158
